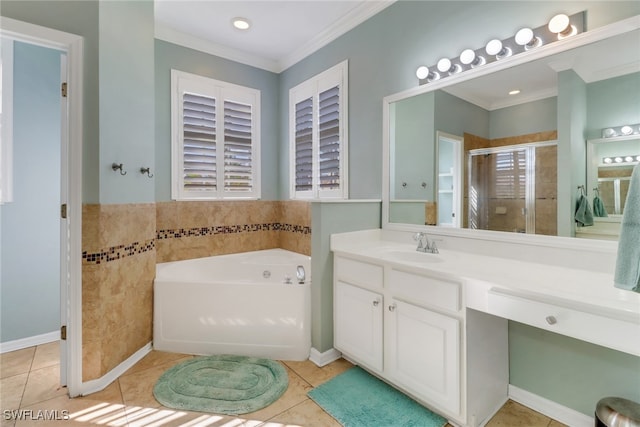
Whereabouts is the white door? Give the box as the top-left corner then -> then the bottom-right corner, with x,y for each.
334,281 -> 383,372
388,299 -> 461,416
436,132 -> 463,228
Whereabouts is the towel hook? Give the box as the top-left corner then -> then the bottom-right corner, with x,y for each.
140,167 -> 154,178
577,185 -> 586,196
112,163 -> 127,175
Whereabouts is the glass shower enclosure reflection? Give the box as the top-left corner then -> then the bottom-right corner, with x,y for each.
467,142 -> 557,235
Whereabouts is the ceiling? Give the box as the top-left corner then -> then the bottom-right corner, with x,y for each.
154,0 -> 395,73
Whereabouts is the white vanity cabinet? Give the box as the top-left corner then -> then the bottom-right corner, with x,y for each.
333,254 -> 472,423
387,298 -> 461,415
334,280 -> 383,372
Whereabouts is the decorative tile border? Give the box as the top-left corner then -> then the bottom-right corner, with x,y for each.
156,222 -> 311,240
82,223 -> 311,265
82,239 -> 155,265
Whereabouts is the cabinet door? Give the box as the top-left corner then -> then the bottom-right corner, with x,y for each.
388,299 -> 460,416
335,281 -> 383,372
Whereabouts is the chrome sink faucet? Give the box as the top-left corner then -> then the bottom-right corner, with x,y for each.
413,232 -> 439,254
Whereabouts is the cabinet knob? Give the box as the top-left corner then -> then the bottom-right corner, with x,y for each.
389,303 -> 396,312
373,299 -> 380,307
545,315 -> 557,325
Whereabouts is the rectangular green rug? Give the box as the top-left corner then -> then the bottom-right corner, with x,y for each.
308,366 -> 447,427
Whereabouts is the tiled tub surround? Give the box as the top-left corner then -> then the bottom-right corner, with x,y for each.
81,200 -> 311,382
155,200 -> 311,262
81,203 -> 156,381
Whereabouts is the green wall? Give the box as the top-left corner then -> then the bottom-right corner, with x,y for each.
1,0 -> 100,202
311,202 -> 381,352
586,72 -> 640,139
509,322 -> 640,415
490,97 -> 557,140
99,0 -> 155,204
0,42 -> 62,341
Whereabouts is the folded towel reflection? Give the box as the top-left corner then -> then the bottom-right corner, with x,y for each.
575,193 -> 594,227
593,192 -> 608,218
614,164 -> 640,292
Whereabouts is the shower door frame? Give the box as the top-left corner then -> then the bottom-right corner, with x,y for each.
467,140 -> 557,234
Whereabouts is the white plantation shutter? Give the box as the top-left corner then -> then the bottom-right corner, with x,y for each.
290,61 -> 348,199
171,70 -> 260,200
224,99 -> 253,192
295,97 -> 313,192
182,93 -> 217,191
494,150 -> 526,199
318,85 -> 340,190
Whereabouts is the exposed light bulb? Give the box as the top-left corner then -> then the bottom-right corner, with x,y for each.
615,157 -> 623,163
515,27 -> 542,50
416,66 -> 440,82
548,14 -> 577,39
485,39 -> 511,59
437,58 -> 461,74
621,125 -> 633,135
604,157 -> 613,164
459,49 -> 485,67
625,156 -> 634,162
416,66 -> 430,80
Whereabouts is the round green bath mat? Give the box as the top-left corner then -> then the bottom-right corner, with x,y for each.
153,354 -> 288,415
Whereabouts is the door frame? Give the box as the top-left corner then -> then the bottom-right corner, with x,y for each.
1,16 -> 83,397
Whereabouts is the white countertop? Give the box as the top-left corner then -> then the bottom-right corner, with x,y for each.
331,231 -> 640,325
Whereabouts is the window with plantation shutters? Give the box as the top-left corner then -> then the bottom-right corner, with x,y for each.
171,70 -> 260,200
290,61 -> 348,199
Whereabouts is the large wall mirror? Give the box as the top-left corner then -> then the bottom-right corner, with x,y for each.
383,16 -> 640,242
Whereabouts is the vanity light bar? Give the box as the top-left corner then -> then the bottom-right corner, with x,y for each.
602,124 -> 640,138
416,12 -> 585,85
602,155 -> 640,164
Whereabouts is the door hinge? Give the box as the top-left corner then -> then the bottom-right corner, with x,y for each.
61,325 -> 67,340
61,82 -> 68,98
61,203 -> 67,219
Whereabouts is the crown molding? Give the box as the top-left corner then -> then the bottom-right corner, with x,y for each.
156,1 -> 396,74
279,1 -> 396,72
155,23 -> 281,73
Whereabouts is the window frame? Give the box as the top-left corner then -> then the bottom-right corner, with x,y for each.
289,60 -> 348,200
171,69 -> 261,201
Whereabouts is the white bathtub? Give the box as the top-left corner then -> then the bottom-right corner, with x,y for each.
153,249 -> 311,361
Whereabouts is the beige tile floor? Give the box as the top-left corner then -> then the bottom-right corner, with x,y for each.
1,342 -> 566,427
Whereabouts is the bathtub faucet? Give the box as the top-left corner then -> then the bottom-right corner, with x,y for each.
413,232 -> 439,254
296,265 -> 306,284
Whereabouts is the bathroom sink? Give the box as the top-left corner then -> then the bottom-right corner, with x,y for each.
382,250 -> 443,264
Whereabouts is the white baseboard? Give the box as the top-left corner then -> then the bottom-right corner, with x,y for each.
509,385 -> 594,427
309,347 -> 342,367
80,342 -> 152,396
0,331 -> 60,354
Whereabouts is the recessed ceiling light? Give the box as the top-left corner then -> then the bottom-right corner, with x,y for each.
509,89 -> 521,95
232,17 -> 251,31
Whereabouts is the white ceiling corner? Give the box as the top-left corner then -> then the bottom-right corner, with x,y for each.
154,0 -> 396,73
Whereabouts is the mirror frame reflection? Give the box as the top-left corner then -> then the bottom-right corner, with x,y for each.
382,15 -> 640,247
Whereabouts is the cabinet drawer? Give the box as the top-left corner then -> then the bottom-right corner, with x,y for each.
335,256 -> 383,289
487,288 -> 640,356
389,269 -> 461,312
